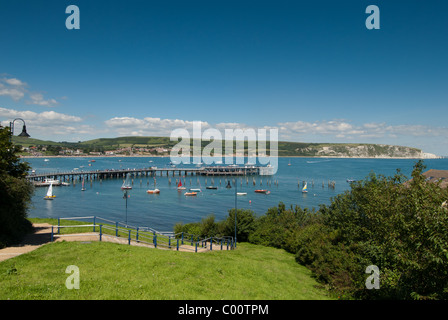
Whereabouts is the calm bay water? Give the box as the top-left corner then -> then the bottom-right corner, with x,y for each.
25,157 -> 448,231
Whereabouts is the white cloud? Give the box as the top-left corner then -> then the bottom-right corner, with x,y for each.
4,78 -> 26,86
0,76 -> 59,107
0,87 -> 26,101
278,119 -> 448,140
0,107 -> 94,139
27,93 -> 58,107
105,116 -> 211,136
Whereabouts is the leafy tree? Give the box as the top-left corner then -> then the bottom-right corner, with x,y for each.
298,161 -> 448,299
0,126 -> 34,248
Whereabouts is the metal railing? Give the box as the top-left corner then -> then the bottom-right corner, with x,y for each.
53,216 -> 235,253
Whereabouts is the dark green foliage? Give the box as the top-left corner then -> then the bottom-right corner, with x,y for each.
248,202 -> 318,251
0,127 -> 34,248
300,161 -> 448,299
177,161 -> 448,299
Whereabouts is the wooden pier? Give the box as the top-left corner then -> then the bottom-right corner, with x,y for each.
27,166 -> 261,185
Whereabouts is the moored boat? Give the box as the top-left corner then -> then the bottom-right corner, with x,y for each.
255,189 -> 270,194
147,189 -> 160,194
184,192 -> 197,196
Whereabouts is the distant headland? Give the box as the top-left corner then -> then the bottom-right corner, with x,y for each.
13,136 -> 440,159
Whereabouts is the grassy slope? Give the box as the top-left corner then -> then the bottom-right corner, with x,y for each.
0,241 -> 330,300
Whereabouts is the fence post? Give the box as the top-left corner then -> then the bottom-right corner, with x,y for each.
177,239 -> 179,251
181,232 -> 184,245
210,237 -> 213,251
93,216 -> 96,232
115,222 -> 118,237
195,241 -> 198,253
136,227 -> 139,242
221,239 -> 223,251
169,236 -> 171,249
51,226 -> 54,242
128,230 -> 131,245
57,218 -> 60,234
99,225 -> 102,242
154,235 -> 157,248
191,235 -> 193,246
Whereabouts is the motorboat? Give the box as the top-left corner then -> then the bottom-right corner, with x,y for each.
255,190 -> 270,194
184,192 -> 197,196
147,189 -> 160,194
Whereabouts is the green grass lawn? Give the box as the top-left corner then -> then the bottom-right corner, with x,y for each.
0,239 -> 331,300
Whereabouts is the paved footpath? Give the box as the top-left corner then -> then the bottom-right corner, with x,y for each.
0,223 -> 53,262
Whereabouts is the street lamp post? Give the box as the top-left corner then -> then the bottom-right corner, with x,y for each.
234,179 -> 237,248
123,189 -> 129,226
9,118 -> 30,141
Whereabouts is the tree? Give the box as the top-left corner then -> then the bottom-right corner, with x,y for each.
298,161 -> 448,299
0,126 -> 34,248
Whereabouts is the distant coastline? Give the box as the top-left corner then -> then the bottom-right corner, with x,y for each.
20,154 -> 443,160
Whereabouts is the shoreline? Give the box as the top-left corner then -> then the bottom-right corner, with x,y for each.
20,154 -> 443,160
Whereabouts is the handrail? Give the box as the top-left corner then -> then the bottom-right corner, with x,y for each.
54,216 -> 235,252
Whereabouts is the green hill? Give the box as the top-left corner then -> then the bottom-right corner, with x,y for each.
13,135 -> 426,158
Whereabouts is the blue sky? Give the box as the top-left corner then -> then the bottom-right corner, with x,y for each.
0,0 -> 447,155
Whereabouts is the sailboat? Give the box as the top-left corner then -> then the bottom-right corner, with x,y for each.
177,179 -> 186,191
302,182 -> 308,193
121,173 -> 132,190
81,177 -> 86,191
44,183 -> 56,200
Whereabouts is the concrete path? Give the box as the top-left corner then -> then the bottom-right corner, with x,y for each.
0,223 -> 53,262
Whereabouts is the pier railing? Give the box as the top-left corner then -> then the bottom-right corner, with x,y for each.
53,216 -> 235,252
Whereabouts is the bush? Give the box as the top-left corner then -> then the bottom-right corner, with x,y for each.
0,127 -> 34,248
302,161 -> 448,299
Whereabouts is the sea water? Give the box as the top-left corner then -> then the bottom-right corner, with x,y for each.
25,157 -> 448,231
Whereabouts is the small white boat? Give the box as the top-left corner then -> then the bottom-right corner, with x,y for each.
44,183 -> 55,200
189,188 -> 201,192
184,192 -> 197,196
42,178 -> 61,186
44,159 -> 50,162
121,173 -> 132,190
237,192 -> 247,196
147,189 -> 160,194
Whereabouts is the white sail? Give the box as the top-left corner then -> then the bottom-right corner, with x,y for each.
46,183 -> 53,197
121,173 -> 132,189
